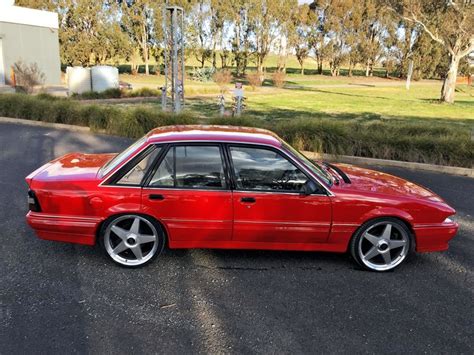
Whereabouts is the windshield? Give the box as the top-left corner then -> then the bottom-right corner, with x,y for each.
99,136 -> 147,177
282,142 -> 333,186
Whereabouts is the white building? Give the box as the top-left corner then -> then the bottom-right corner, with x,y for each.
0,0 -> 61,85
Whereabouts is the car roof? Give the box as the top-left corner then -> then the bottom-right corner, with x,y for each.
146,125 -> 283,147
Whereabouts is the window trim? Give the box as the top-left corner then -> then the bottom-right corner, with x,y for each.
98,140 -> 332,196
225,143 -> 327,195
143,142 -> 230,191
102,145 -> 164,187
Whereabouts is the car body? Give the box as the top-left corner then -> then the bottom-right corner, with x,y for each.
25,125 -> 458,271
119,81 -> 132,90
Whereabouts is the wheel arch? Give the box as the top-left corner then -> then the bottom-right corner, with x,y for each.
348,214 -> 416,253
358,207 -> 415,232
95,212 -> 169,247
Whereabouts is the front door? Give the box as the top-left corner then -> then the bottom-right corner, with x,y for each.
141,144 -> 233,243
228,145 -> 332,244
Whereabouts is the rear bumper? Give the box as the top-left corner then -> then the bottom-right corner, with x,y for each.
413,220 -> 459,252
26,211 -> 102,246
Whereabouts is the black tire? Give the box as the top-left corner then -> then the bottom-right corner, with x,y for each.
99,214 -> 166,268
349,217 -> 414,272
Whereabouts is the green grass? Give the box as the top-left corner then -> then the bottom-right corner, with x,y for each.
245,85 -> 474,122
1,75 -> 473,167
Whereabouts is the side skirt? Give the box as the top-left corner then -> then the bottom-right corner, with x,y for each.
169,240 -> 348,253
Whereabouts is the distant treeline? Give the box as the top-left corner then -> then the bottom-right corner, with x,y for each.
16,0 -> 473,102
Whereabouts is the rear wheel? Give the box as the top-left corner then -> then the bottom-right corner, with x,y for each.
100,214 -> 165,268
350,218 -> 412,272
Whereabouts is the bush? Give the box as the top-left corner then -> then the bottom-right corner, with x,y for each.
13,61 -> 46,94
0,93 -> 472,168
125,88 -> 160,98
272,71 -> 286,88
246,71 -> 264,89
213,69 -> 233,94
190,67 -> 215,82
72,87 -> 159,100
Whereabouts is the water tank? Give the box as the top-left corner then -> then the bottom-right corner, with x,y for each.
67,67 -> 91,95
91,66 -> 119,93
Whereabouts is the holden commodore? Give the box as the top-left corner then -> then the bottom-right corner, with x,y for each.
25,125 -> 458,271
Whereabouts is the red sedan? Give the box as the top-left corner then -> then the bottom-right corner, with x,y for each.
25,125 -> 458,271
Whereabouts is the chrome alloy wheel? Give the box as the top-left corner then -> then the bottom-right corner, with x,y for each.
104,215 -> 159,266
357,221 -> 410,271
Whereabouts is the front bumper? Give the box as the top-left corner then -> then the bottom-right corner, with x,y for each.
26,211 -> 102,246
413,219 -> 459,252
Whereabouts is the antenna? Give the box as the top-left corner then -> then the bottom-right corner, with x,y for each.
162,5 -> 185,113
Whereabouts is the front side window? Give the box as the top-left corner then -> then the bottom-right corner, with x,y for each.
116,147 -> 161,185
230,146 -> 310,192
149,145 -> 226,189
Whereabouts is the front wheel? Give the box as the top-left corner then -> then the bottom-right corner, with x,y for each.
350,218 -> 413,272
99,214 -> 165,268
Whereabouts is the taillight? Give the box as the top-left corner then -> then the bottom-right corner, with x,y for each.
28,190 -> 41,212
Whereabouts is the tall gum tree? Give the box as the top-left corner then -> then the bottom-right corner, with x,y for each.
390,0 -> 474,103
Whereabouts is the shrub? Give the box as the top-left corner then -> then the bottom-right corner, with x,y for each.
272,71 -> 286,88
246,71 -> 264,89
190,67 -> 215,82
72,87 -> 160,100
0,93 -> 472,168
213,69 -> 233,94
13,61 -> 46,94
125,87 -> 160,98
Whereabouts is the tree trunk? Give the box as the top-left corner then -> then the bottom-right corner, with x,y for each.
365,60 -> 370,77
144,50 -> 149,75
142,25 -> 149,75
440,54 -> 460,104
301,63 -> 304,75
212,52 -> 217,69
257,57 -> 263,74
317,59 -> 323,75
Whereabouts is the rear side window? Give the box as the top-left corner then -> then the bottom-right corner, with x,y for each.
116,147 -> 161,185
149,145 -> 226,189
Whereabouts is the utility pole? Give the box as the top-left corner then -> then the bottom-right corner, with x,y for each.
162,6 -> 185,113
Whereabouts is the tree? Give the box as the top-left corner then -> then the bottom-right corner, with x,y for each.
308,0 -> 330,74
295,46 -> 309,75
322,0 -> 355,76
249,0 -> 297,75
391,0 -> 474,103
120,0 -> 159,75
357,0 -> 390,77
18,0 -> 132,67
188,0 -> 212,68
228,1 -> 253,76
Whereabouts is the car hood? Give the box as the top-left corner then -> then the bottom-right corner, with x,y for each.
26,153 -> 115,185
332,163 -> 444,202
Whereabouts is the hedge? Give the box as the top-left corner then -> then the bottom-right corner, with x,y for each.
0,93 -> 472,168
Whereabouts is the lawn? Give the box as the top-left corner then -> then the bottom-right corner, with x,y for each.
115,77 -> 474,127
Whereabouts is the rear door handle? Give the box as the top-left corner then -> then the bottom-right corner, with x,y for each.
241,197 -> 256,203
149,194 -> 165,201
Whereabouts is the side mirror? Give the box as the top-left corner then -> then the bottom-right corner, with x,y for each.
302,180 -> 318,195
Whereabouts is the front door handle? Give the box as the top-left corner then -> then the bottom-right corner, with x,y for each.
241,197 -> 256,203
149,194 -> 165,201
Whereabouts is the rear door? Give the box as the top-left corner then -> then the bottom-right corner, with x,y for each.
141,144 -> 233,243
228,144 -> 332,244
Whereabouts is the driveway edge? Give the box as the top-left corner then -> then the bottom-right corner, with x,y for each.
303,151 -> 473,178
0,116 -> 91,132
